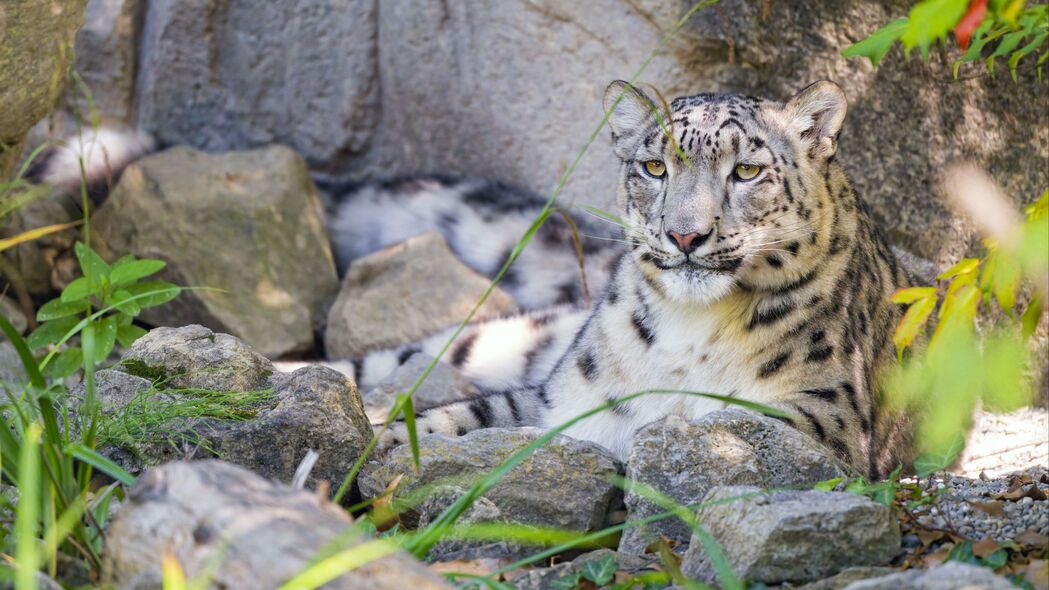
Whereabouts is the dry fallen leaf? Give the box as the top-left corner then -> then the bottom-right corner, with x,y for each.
918,529 -> 946,547
970,500 -> 1007,517
1024,559 -> 1049,589
972,536 -> 1001,558
1016,530 -> 1049,550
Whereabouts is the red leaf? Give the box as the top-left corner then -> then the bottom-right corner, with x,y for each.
955,0 -> 987,50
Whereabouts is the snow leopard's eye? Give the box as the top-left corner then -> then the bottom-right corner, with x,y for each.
644,160 -> 666,178
733,163 -> 761,181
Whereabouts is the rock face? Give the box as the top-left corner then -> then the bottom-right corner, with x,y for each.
74,0 -> 143,122
135,0 -> 377,175
681,486 -> 900,585
0,0 -> 87,177
92,145 -> 338,358
358,428 -> 622,534
103,460 -> 452,589
619,409 -> 851,554
325,232 -> 518,357
841,562 -> 1015,590
82,325 -> 372,489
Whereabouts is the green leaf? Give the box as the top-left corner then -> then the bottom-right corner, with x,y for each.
812,477 -> 845,491
108,289 -> 141,316
893,295 -> 937,355
550,573 -> 582,590
580,553 -> 617,585
914,431 -> 965,476
44,346 -> 82,379
109,258 -> 166,289
65,443 -> 136,485
26,316 -> 80,349
1008,31 -> 1048,81
946,540 -> 978,564
981,548 -> 1009,569
1021,294 -> 1044,341
902,0 -> 969,58
936,258 -> 980,281
75,241 -> 111,284
94,316 -> 118,364
36,298 -> 87,322
60,277 -> 93,303
116,324 -> 148,348
122,281 -> 180,309
842,18 -> 909,67
0,313 -> 46,389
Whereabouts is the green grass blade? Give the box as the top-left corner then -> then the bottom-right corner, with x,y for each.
65,443 -> 136,486
15,423 -> 42,590
0,312 -> 46,389
277,539 -> 400,590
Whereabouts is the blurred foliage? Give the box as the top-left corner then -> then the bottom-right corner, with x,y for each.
887,190 -> 1048,475
843,0 -> 1049,81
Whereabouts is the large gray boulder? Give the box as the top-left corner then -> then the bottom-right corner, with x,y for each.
103,460 -> 452,589
358,427 -> 622,535
841,562 -> 1015,590
0,0 -> 87,177
92,145 -> 339,358
325,232 -> 518,357
79,325 -> 373,489
619,409 -> 851,554
681,486 -> 900,585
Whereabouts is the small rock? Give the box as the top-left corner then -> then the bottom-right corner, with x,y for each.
620,409 -> 852,553
359,428 -> 621,534
77,328 -> 372,490
93,145 -> 339,358
102,460 -> 451,589
362,352 -> 477,422
841,562 -> 1014,590
325,232 -> 518,358
119,324 -> 274,392
681,486 -> 900,585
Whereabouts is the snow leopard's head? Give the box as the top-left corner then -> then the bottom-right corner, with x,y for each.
604,80 -> 848,303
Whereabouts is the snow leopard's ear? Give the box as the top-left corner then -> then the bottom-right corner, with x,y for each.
784,80 -> 847,159
604,80 -> 666,158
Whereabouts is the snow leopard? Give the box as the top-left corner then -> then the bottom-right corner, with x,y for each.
332,80 -> 917,479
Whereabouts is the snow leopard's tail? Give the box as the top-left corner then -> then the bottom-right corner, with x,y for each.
26,126 -> 156,201
325,175 -> 623,310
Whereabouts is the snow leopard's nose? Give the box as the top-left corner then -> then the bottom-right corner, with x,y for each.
667,229 -> 712,254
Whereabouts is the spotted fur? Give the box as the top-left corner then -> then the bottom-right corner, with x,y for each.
338,81 -> 917,478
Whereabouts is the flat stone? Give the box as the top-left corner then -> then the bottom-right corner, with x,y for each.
681,486 -> 900,585
358,427 -> 621,534
620,409 -> 851,554
325,232 -> 518,357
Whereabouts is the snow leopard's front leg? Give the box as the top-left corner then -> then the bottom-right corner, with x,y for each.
375,386 -> 546,451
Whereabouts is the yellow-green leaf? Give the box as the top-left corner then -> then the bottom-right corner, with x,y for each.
890,287 -> 937,304
936,258 -> 980,281
894,294 -> 937,354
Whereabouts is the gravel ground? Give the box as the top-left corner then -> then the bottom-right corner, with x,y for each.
903,466 -> 1049,543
